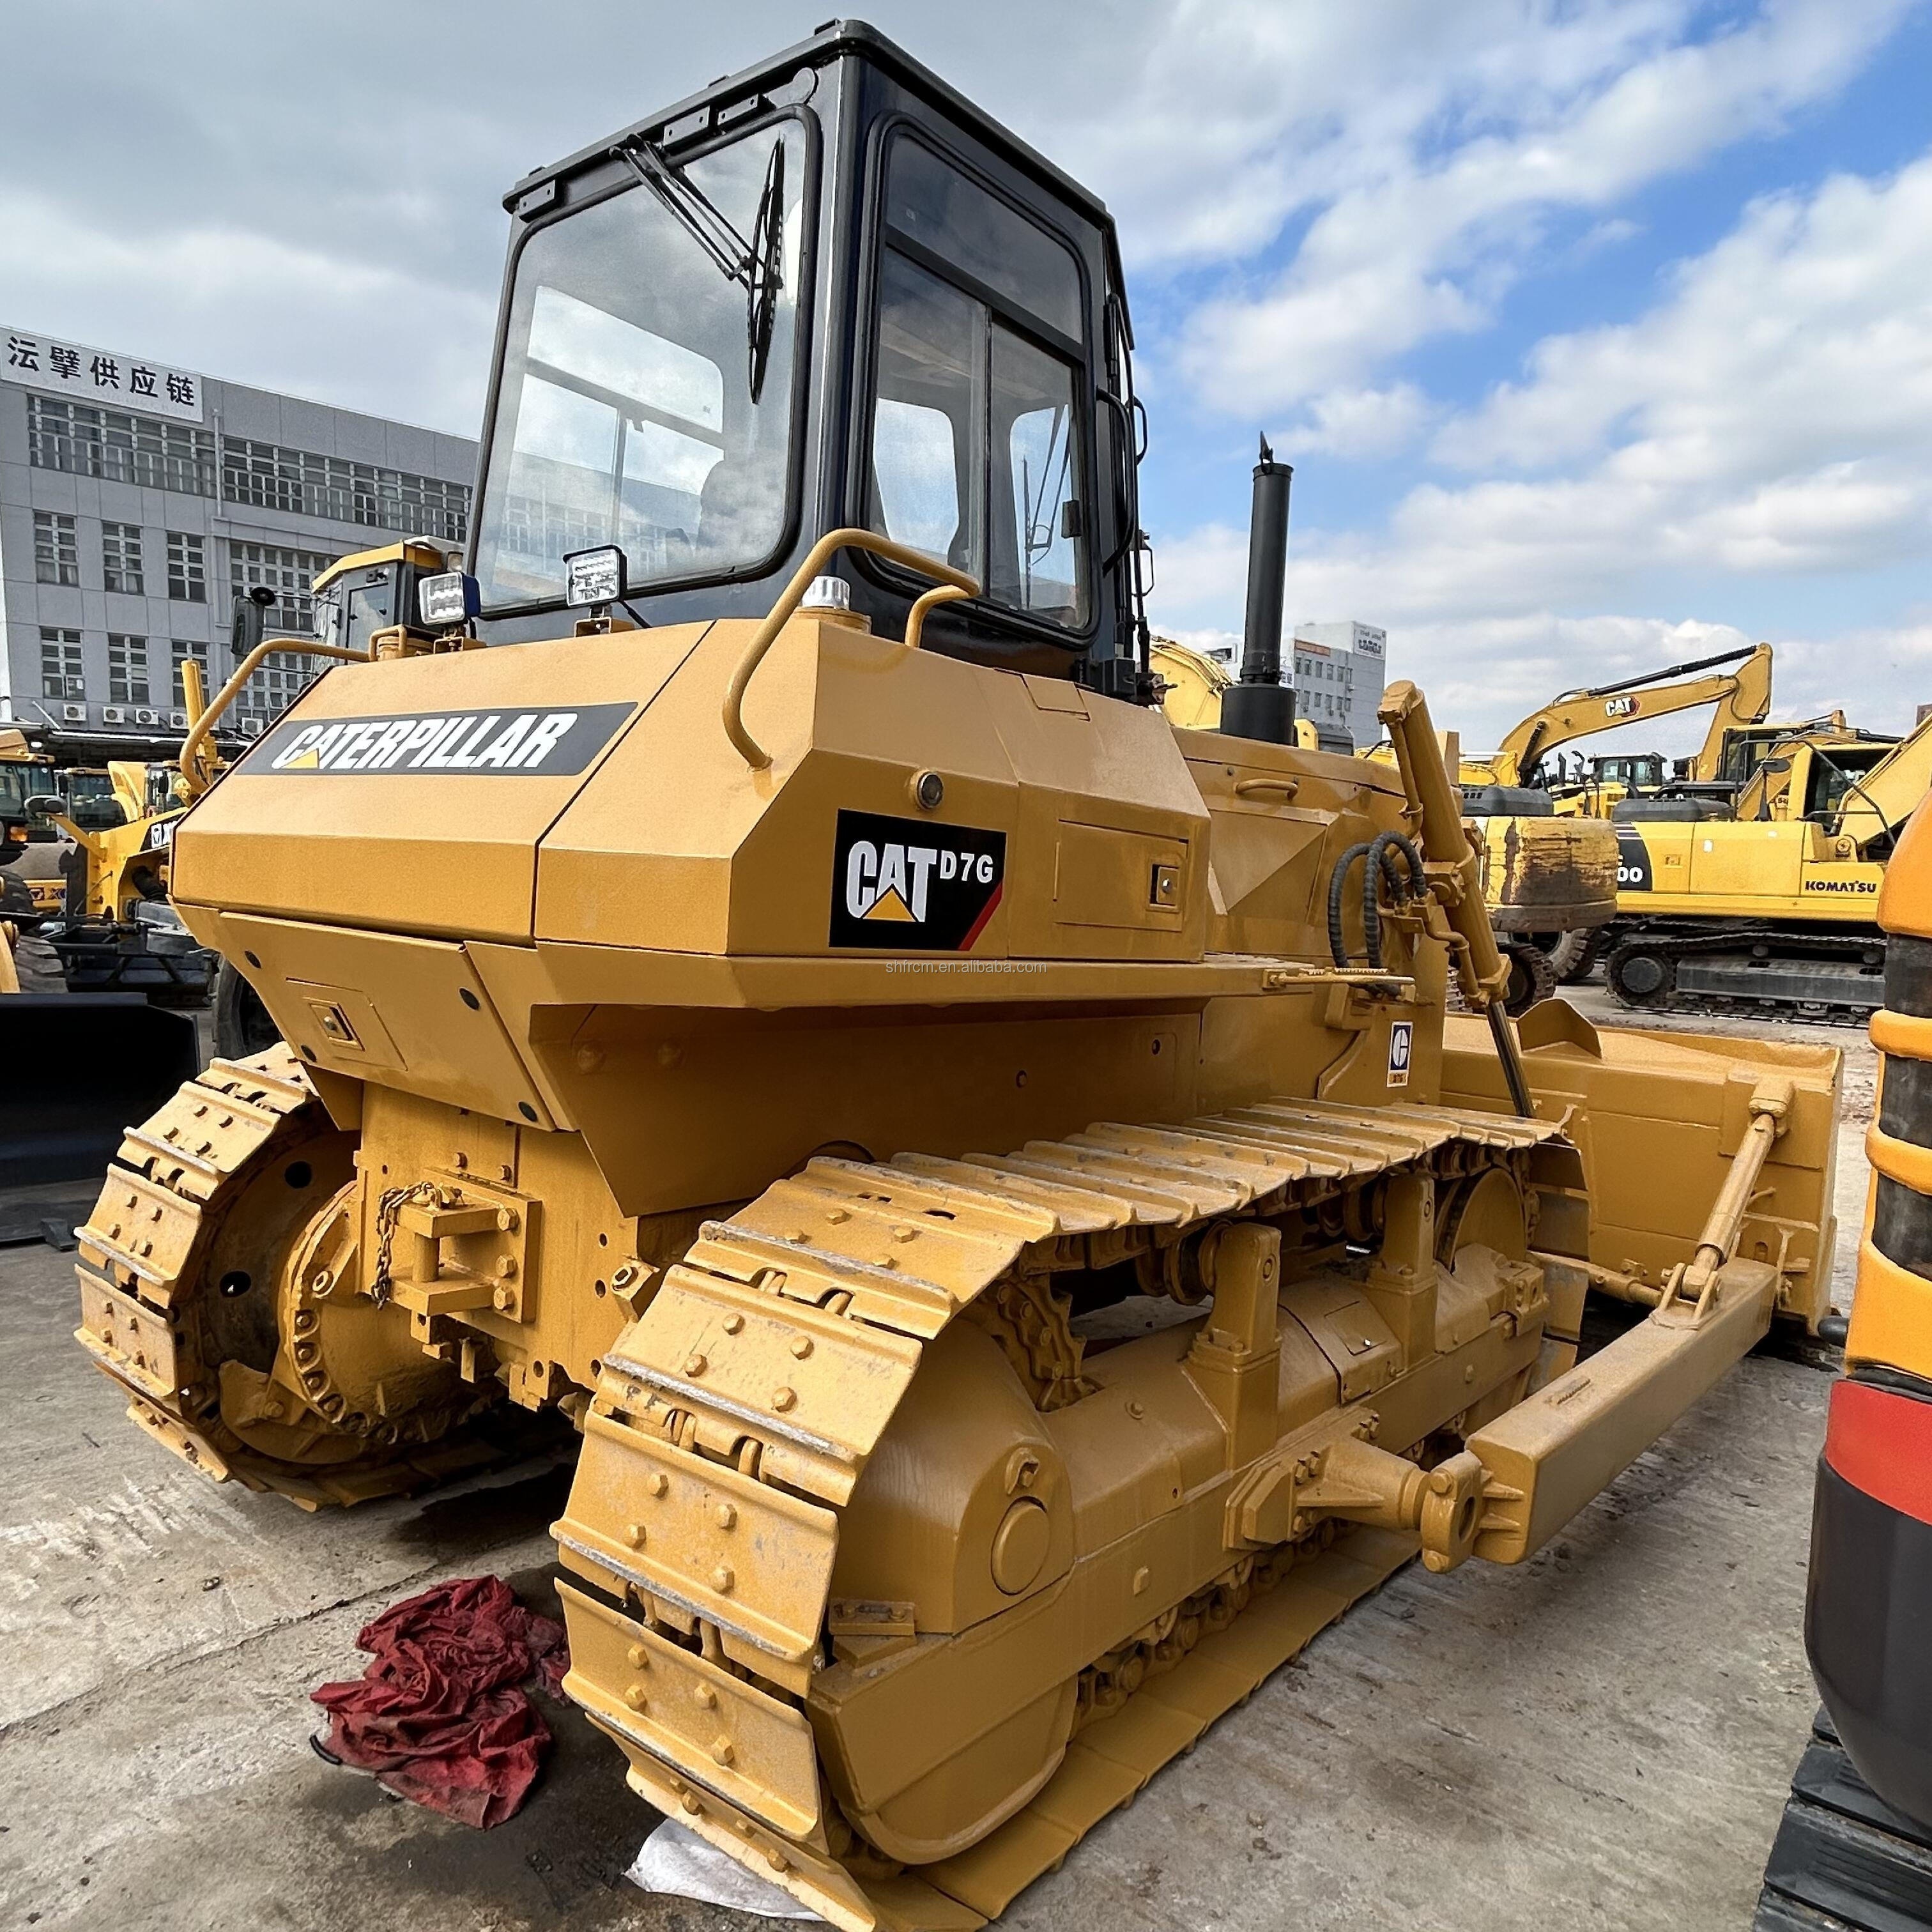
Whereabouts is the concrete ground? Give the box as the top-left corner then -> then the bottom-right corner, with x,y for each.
0,990 -> 1872,1932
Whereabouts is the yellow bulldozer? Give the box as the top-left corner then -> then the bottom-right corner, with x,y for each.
73,24 -> 1846,1926
1154,638 -> 1613,1011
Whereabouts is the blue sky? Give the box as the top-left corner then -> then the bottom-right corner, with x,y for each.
4,0 -> 1928,752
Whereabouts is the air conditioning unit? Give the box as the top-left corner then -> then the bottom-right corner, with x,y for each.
170,710 -> 188,728
134,708 -> 160,726
102,705 -> 126,724
242,717 -> 263,736
63,703 -> 86,723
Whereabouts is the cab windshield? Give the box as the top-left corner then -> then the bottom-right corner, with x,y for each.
472,120 -> 807,610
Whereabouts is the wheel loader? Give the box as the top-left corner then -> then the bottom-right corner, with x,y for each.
0,728 -> 199,1187
1756,795 -> 1932,1930
73,23 -> 1844,1926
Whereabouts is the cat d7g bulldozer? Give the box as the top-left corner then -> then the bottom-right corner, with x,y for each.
73,23 -> 1843,1927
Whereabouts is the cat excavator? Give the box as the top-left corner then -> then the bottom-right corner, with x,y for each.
1469,642 -> 1775,811
73,24 -> 1845,1926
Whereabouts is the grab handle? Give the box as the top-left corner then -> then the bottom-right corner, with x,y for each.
722,529 -> 978,770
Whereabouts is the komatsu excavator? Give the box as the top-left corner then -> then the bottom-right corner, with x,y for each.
1607,712 -> 1932,1020
73,25 -> 1845,1926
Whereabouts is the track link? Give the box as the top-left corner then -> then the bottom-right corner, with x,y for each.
553,1097 -> 1559,1929
1757,1710 -> 1932,1930
72,1047 -> 509,1507
1608,928 -> 1887,1026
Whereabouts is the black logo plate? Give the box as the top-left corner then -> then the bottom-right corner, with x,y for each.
829,809 -> 1006,951
245,703 -> 636,778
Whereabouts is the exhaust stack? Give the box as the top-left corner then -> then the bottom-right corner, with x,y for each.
1220,436 -> 1296,746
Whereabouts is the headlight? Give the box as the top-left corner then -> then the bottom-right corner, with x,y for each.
418,571 -> 480,626
563,545 -> 627,608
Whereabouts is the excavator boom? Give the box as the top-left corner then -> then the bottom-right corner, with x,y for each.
1489,643 -> 1772,788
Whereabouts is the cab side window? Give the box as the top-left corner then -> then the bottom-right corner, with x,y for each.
866,134 -> 1088,630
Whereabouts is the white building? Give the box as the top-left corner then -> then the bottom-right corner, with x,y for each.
1292,620 -> 1386,751
1,323 -> 474,744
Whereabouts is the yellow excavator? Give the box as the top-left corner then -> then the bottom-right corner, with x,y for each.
72,25 -> 1846,1927
1468,643 -> 1775,812
1607,709 -> 1932,1018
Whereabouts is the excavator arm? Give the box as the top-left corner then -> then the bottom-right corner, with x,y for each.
1488,643 -> 1772,786
1822,711 -> 1932,854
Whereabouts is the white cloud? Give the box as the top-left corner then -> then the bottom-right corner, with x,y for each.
1291,384 -> 1436,458
1170,0 -> 1912,418
1446,157 -> 1932,482
1151,145 -> 1932,747
0,188 -> 494,432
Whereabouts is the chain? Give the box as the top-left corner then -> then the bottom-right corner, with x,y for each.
369,1181 -> 441,1307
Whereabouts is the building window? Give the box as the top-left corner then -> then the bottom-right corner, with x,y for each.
167,531 -> 207,602
33,509 -> 79,586
227,541 -> 335,636
227,542 -> 337,728
220,436 -> 470,544
102,522 -> 146,594
40,627 -> 84,701
171,640 -> 211,709
26,394 -> 215,496
108,634 -> 151,705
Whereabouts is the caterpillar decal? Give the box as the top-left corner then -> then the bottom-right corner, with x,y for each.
250,703 -> 636,778
829,808 -> 1006,951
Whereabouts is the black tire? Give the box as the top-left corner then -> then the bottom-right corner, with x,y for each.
213,959 -> 282,1059
1547,926 -> 1608,985
1606,940 -> 1676,1009
1500,940 -> 1557,1016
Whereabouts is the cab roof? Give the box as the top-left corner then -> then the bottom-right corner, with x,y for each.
502,19 -> 1112,232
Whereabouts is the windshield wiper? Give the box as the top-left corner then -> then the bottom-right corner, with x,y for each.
612,134 -> 785,402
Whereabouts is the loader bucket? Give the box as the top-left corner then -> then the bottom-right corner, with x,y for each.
0,993 -> 199,1188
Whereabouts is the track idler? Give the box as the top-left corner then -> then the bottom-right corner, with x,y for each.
73,1048 -> 497,1506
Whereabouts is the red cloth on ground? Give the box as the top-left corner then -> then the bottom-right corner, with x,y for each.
311,1574 -> 570,1827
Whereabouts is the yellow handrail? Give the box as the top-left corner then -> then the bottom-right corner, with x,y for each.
721,529 -> 979,770
178,638 -> 368,799
904,581 -> 972,654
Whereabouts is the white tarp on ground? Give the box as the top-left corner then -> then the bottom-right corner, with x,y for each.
625,1818 -> 825,1921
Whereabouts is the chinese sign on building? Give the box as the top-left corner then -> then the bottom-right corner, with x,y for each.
3,326 -> 204,423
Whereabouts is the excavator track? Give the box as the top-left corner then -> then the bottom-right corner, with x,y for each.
554,1096 -> 1560,1930
72,1047 -> 509,1508
1607,928 -> 1886,1025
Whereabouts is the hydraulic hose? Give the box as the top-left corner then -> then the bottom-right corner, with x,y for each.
1329,841 -> 1373,968
1329,831 -> 1427,969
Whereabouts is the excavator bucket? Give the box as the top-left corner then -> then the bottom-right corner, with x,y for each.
0,993 -> 199,1188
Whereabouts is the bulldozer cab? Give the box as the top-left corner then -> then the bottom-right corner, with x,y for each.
466,20 -> 1143,686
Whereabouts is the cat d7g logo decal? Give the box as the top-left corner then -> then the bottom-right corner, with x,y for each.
830,809 -> 1007,951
